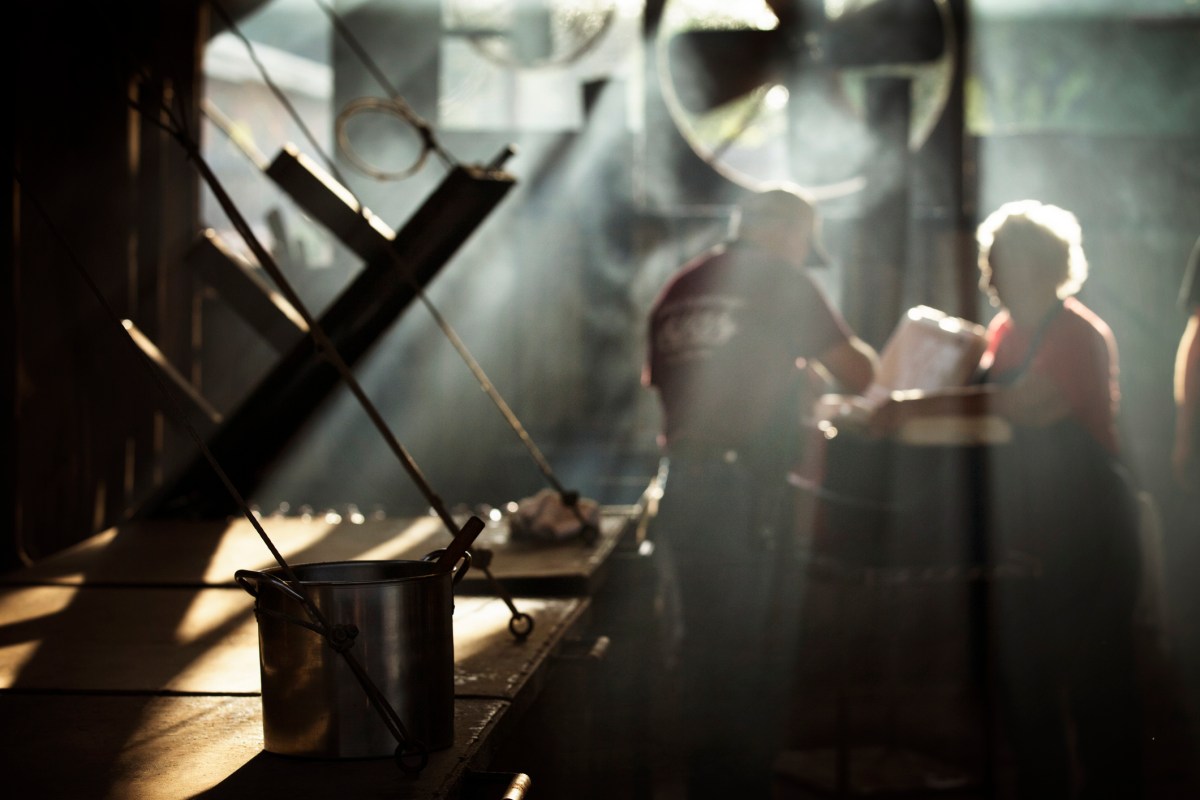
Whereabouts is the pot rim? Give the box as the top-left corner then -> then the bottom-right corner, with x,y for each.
260,558 -> 447,587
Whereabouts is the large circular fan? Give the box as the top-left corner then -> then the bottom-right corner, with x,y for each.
658,0 -> 957,195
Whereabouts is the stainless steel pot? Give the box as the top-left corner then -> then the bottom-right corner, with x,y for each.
236,557 -> 465,759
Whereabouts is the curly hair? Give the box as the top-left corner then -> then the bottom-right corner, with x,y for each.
977,200 -> 1089,300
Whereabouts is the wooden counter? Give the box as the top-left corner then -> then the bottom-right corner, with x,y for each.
0,584 -> 587,699
0,693 -> 509,799
0,507 -> 643,798
0,507 -> 638,596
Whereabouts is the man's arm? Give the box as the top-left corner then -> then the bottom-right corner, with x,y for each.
815,336 -> 879,396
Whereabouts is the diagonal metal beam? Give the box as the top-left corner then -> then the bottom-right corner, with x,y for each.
143,147 -> 515,517
188,229 -> 309,353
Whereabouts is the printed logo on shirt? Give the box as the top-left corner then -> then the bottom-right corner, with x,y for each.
654,296 -> 743,361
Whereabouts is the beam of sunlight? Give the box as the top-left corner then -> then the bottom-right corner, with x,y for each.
0,586 -> 77,687
201,517 -> 338,583
19,527 -> 118,583
453,596 -> 551,663
171,589 -> 259,649
118,697 -> 266,798
177,516 -> 446,654
350,515 -> 447,561
167,622 -> 262,694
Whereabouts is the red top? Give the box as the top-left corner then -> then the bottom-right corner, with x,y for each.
646,242 -> 853,451
983,296 -> 1121,454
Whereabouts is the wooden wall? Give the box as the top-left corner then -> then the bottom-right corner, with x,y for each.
6,2 -> 205,566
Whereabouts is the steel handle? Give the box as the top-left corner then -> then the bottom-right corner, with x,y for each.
234,568 -> 307,603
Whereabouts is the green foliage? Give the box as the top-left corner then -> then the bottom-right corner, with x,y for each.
968,16 -> 1200,136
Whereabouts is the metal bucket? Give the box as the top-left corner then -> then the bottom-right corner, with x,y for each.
236,557 -> 465,759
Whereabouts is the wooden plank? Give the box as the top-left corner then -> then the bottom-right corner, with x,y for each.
1,508 -> 639,596
12,5 -> 203,561
0,584 -> 260,693
0,583 -> 585,700
452,596 -> 590,701
0,516 -> 449,587
187,230 -> 308,353
124,320 -> 223,434
0,693 -> 508,799
456,510 -> 636,597
264,144 -> 396,264
0,505 -> 616,797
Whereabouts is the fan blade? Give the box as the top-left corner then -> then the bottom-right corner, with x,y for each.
824,0 -> 945,67
666,28 -> 788,113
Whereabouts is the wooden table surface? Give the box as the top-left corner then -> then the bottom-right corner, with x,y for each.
0,508 -> 640,798
0,507 -> 638,596
0,585 -> 587,698
0,693 -> 510,799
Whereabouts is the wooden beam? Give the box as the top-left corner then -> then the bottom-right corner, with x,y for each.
187,230 -> 307,353
123,320 -> 223,435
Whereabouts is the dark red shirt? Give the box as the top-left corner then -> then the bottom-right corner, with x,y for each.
984,296 -> 1121,454
646,242 -> 853,451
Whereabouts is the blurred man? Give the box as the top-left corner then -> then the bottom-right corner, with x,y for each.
644,185 -> 877,797
647,187 -> 876,462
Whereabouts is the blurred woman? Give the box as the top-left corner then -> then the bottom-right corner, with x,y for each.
871,200 -> 1144,799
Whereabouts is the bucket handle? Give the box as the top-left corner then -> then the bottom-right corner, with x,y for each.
235,568 -> 305,602
235,569 -> 356,644
421,548 -> 473,586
